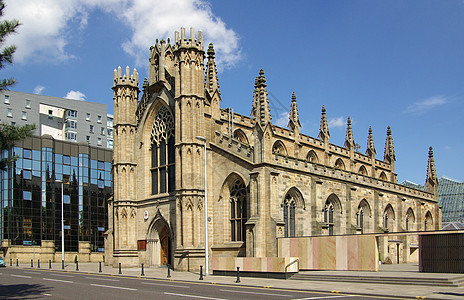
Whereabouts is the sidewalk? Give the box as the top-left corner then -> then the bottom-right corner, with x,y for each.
16,262 -> 464,300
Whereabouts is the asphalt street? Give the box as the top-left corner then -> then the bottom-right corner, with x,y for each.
0,267 -> 395,300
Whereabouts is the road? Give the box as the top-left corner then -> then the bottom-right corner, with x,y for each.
0,267 -> 394,300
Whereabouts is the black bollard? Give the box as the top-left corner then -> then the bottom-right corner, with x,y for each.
118,262 -> 122,274
76,261 -> 79,271
49,260 -> 52,269
10,258 -> 12,266
235,266 -> 240,283
38,259 -> 40,269
62,260 -> 64,270
199,265 -> 204,280
99,261 -> 102,272
16,259 -> 18,267
31,259 -> 33,268
141,263 -> 144,276
167,264 -> 171,278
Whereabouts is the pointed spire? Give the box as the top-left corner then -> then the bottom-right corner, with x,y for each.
383,126 -> 395,163
344,117 -> 354,149
366,126 -> 376,157
288,92 -> 301,132
425,146 -> 438,195
205,43 -> 220,97
251,69 -> 272,127
318,105 -> 330,142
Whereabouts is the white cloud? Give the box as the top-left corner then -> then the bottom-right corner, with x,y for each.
65,90 -> 86,101
274,111 -> 289,128
328,117 -> 345,128
4,0 -> 240,69
405,95 -> 448,114
33,85 -> 45,94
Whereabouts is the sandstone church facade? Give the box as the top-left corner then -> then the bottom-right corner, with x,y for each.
105,28 -> 440,270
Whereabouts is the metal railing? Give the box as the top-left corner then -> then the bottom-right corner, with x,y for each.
284,258 -> 299,279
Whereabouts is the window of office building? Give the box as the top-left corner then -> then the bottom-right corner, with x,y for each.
89,125 -> 94,133
107,140 -> 113,149
107,128 -> 113,137
97,115 -> 102,123
4,95 -> 9,104
67,110 -> 77,118
25,100 -> 31,108
100,127 -> 105,135
48,110 -> 53,120
97,138 -> 102,146
7,108 -> 12,117
86,113 -> 90,121
67,120 -> 77,130
86,136 -> 90,143
22,111 -> 27,120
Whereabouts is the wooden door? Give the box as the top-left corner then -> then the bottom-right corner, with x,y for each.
160,227 -> 169,265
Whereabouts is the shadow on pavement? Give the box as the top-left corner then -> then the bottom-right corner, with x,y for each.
0,283 -> 52,299
436,291 -> 464,297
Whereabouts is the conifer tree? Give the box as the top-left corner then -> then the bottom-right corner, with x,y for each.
0,1 -> 35,169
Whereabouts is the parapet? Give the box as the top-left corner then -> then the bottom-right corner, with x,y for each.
113,66 -> 139,88
174,27 -> 203,50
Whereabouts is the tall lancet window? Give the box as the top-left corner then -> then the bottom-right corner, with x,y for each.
151,106 -> 175,195
230,180 -> 247,242
283,194 -> 296,237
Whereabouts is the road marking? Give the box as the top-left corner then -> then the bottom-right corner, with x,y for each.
164,292 -> 226,300
90,284 -> 137,291
49,273 -> 74,278
220,289 -> 291,297
12,274 -> 32,279
43,278 -> 73,283
142,282 -> 190,288
25,271 -> 39,274
291,295 -> 355,300
85,276 -> 120,282
42,294 -> 52,297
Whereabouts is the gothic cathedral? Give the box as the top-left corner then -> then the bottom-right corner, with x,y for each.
106,28 -> 440,270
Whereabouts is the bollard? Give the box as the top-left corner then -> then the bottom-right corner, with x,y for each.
76,261 -> 79,271
16,259 -> 18,267
62,260 -> 64,270
235,266 -> 240,283
49,260 -> 52,269
38,259 -> 40,269
141,263 -> 145,276
118,262 -> 122,274
31,259 -> 33,268
167,264 -> 171,278
10,258 -> 12,266
199,265 -> 204,280
99,261 -> 102,272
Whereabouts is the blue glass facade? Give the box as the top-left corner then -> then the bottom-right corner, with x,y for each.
1,136 -> 112,252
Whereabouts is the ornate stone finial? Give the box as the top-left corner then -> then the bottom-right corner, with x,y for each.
288,92 -> 301,132
318,105 -> 330,142
205,43 -> 220,96
425,146 -> 438,195
383,126 -> 395,163
366,126 -> 376,157
344,117 -> 354,149
251,69 -> 271,127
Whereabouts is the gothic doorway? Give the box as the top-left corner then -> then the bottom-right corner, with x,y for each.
147,216 -> 171,266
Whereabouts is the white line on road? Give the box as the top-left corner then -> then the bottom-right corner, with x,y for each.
90,284 -> 137,291
164,292 -> 226,300
49,273 -> 74,278
291,295 -> 355,300
43,278 -> 73,283
85,276 -> 120,282
25,271 -> 39,274
142,282 -> 190,288
42,294 -> 52,297
220,289 -> 291,297
12,274 -> 32,278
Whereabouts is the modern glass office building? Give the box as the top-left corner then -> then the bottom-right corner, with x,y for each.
1,135 -> 112,253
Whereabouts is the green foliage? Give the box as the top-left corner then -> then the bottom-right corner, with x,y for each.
0,123 -> 36,170
0,1 -> 20,90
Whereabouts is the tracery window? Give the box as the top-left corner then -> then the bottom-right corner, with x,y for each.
324,201 -> 335,235
357,208 -> 364,233
230,180 -> 247,242
307,150 -> 318,163
283,194 -> 296,237
151,106 -> 175,195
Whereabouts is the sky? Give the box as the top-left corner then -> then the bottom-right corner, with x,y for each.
1,0 -> 463,184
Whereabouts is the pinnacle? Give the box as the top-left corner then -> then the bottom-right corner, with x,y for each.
292,92 -> 296,102
207,43 -> 215,58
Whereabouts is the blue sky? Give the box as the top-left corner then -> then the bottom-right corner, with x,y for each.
1,0 -> 463,184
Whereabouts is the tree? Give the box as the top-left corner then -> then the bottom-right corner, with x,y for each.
0,1 -> 35,170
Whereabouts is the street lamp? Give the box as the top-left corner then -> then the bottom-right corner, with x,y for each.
196,136 -> 208,276
56,179 -> 64,269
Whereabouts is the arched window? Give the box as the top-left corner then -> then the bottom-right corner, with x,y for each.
425,211 -> 433,231
151,106 -> 175,195
357,200 -> 371,234
230,179 -> 247,242
306,150 -> 319,163
379,171 -> 387,181
323,194 -> 341,236
282,188 -> 304,238
383,204 -> 395,232
334,158 -> 345,170
272,140 -> 287,156
324,201 -> 335,235
405,208 -> 415,231
233,129 -> 249,144
358,165 -> 368,176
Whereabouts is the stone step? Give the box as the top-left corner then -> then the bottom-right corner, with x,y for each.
289,273 -> 464,287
